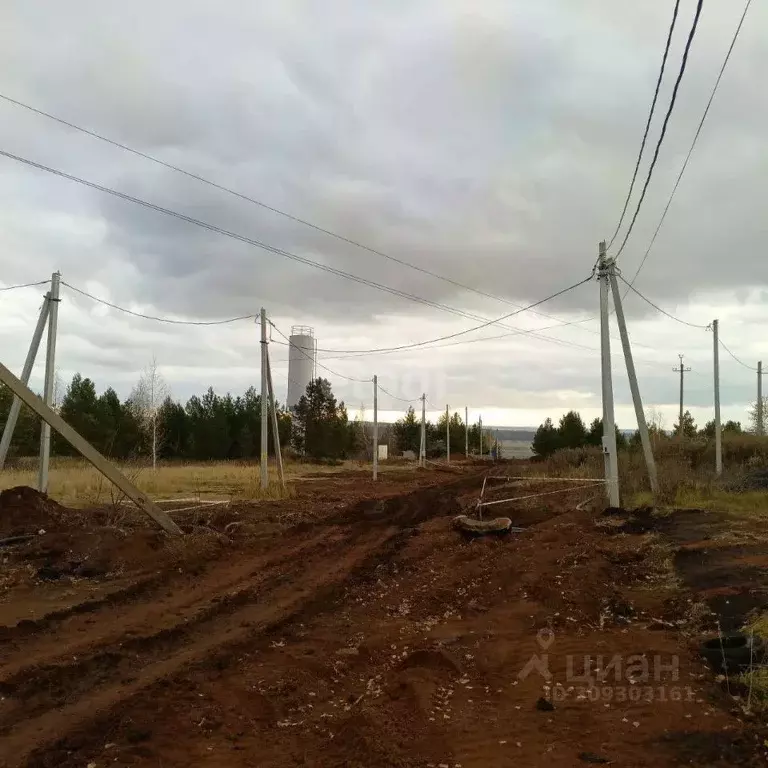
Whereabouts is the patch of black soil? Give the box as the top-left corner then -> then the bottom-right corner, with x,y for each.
658,729 -> 767,767
657,511 -> 768,632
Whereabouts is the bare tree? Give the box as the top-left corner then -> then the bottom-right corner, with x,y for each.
129,357 -> 170,470
53,369 -> 65,412
748,397 -> 768,436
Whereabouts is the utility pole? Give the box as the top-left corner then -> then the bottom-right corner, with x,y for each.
712,320 -> 722,475
758,361 -> 764,437
373,375 -> 378,481
265,351 -> 285,490
445,404 -> 450,463
479,416 -> 483,457
598,243 -> 619,506
419,393 -> 426,468
260,307 -> 268,489
0,292 -> 51,470
38,271 -> 60,494
607,266 -> 658,495
673,354 -> 691,443
465,406 -> 469,457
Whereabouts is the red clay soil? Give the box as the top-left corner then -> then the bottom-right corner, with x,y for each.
0,468 -> 765,767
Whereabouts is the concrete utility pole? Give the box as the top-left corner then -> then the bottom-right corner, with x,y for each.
758,361 -> 764,437
373,375 -> 378,481
0,360 -> 180,534
265,352 -> 285,490
419,393 -> 426,468
260,308 -> 269,489
38,272 -> 60,494
445,404 -> 450,463
0,293 -> 51,470
712,320 -> 722,475
479,416 -> 483,457
608,267 -> 658,495
465,406 -> 469,457
673,354 -> 691,443
598,243 -> 620,506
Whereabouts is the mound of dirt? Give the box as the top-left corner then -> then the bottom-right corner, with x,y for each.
0,486 -> 68,537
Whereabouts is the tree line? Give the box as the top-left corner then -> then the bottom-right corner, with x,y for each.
0,370 -> 369,463
391,406 -> 491,457
532,408 -> 749,458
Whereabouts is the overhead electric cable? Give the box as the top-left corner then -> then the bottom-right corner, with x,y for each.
0,149 -> 598,340
606,0 -> 681,249
624,0 -> 754,287
271,276 -> 594,356
613,0 -> 705,260
617,275 -> 709,329
719,338 -> 759,372
0,279 -> 50,292
62,281 -> 258,325
0,91 -> 601,333
268,322 -> 370,383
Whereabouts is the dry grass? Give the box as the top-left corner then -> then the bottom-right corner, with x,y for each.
0,457 -> 408,507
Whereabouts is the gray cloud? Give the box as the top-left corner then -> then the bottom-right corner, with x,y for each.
1,0 -> 766,425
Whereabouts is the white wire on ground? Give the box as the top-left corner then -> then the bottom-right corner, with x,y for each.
477,483 -> 607,509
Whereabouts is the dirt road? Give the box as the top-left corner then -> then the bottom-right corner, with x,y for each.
0,469 -> 764,766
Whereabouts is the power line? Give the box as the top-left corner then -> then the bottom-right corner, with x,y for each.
624,0 -> 754,288
376,384 -> 422,404
617,275 -> 709,329
268,322 -> 371,384
0,279 -> 50,292
62,281 -> 258,325
719,338 -> 759,372
0,148 -> 598,339
0,91 -> 601,334
613,0 -> 705,260
607,0 -> 682,249
272,276 -> 594,356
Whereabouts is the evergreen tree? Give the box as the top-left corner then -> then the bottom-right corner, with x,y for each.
672,410 -> 698,440
557,410 -> 587,449
292,378 -> 351,460
532,417 -> 560,457
392,406 -> 421,453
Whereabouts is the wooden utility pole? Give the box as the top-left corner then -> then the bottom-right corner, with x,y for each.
673,354 -> 692,442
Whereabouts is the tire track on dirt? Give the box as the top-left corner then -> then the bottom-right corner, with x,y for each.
0,526 -> 333,676
1,523 -> 414,768
2,476 -> 479,768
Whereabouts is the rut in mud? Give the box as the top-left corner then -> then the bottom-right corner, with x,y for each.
1,471 -> 766,768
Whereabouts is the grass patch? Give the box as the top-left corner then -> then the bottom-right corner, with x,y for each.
0,458 -> 407,507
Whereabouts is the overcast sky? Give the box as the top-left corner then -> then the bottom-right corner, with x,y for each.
1,0 -> 766,430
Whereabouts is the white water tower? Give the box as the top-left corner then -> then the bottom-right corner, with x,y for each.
286,326 -> 316,409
